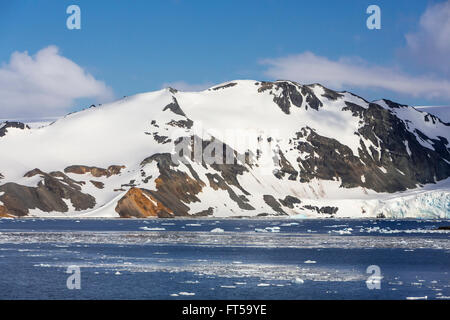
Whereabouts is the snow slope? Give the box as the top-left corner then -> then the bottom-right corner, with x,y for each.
415,106 -> 450,123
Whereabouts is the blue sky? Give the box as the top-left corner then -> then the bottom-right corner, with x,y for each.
1,0 -> 449,118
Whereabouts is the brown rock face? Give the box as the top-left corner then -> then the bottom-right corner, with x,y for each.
64,165 -> 125,178
115,187 -> 173,218
0,169 -> 96,217
0,205 -> 13,218
90,180 -> 105,189
139,153 -> 206,216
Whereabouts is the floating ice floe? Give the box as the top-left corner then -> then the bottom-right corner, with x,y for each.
329,228 -> 353,235
139,227 -> 165,231
178,292 -> 195,296
406,296 -> 427,300
257,283 -> 270,287
280,222 -> 299,227
255,227 -> 280,233
210,228 -> 224,233
304,260 -> 316,264
294,278 -> 304,284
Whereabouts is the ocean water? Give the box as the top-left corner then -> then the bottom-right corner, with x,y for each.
0,218 -> 448,300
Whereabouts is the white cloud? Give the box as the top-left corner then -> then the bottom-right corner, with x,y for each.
260,2 -> 450,102
261,51 -> 450,100
0,46 -> 114,118
161,81 -> 213,92
405,0 -> 450,73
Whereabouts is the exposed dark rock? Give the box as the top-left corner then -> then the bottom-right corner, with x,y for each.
140,153 -> 206,216
210,161 -> 250,195
121,180 -> 137,188
168,87 -> 178,94
294,99 -> 450,192
257,212 -> 269,217
0,121 -> 30,137
166,118 -> 194,129
357,103 -> 450,191
163,97 -> 186,117
319,85 -> 344,100
274,150 -> 298,180
342,101 -> 365,117
152,132 -> 172,144
206,173 -> 255,210
437,226 -> 450,230
319,206 -> 339,214
64,165 -> 125,177
279,195 -> 302,209
258,81 -> 303,114
90,180 -> 104,189
303,205 -> 338,215
257,81 -> 274,93
212,82 -> 237,90
193,207 -> 214,216
263,195 -> 286,214
175,135 -> 253,195
0,169 -> 95,216
272,82 -> 303,114
295,127 -> 366,188
301,86 -> 323,110
381,99 -> 407,109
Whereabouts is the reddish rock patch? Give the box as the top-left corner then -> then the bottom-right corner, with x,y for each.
0,205 -> 13,218
90,180 -> 105,189
64,165 -> 125,178
115,187 -> 173,218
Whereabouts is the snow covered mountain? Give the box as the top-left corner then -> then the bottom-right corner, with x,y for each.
0,80 -> 449,219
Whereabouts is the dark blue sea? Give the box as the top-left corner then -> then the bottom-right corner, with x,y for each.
0,218 -> 449,300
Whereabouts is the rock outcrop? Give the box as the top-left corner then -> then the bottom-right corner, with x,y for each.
64,165 -> 125,177
0,205 -> 13,218
0,169 -> 96,216
0,121 -> 30,137
115,187 -> 173,218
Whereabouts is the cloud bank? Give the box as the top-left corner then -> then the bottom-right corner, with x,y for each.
0,46 -> 114,118
405,0 -> 450,73
261,52 -> 450,100
261,1 -> 450,102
